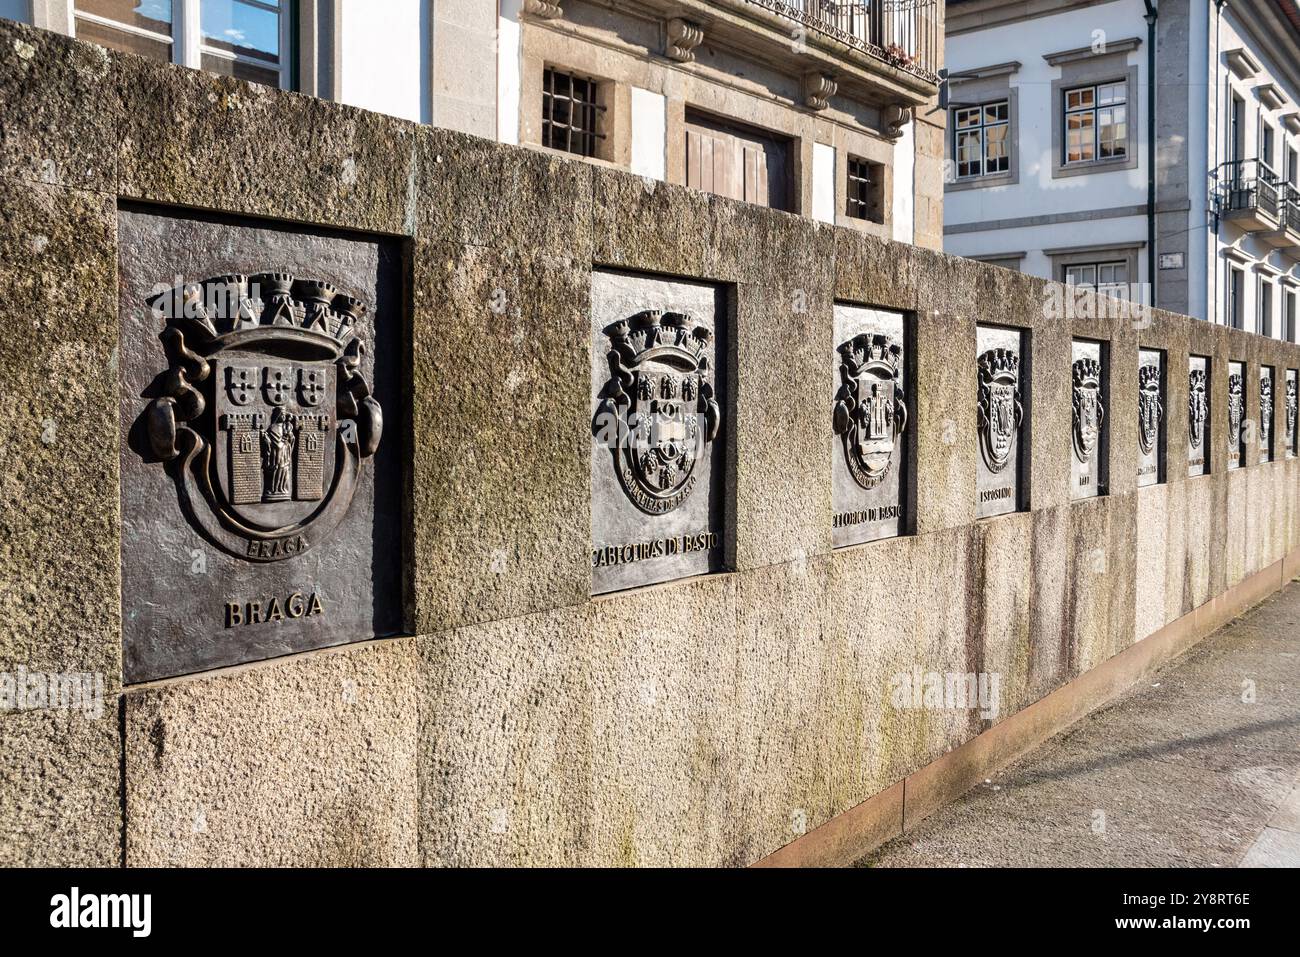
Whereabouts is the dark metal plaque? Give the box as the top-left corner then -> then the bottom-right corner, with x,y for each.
1227,360 -> 1245,470
1287,369 -> 1297,459
1070,338 -> 1107,500
832,305 -> 908,547
590,271 -> 726,595
118,208 -> 403,683
1188,355 -> 1209,476
1259,366 -> 1275,463
976,324 -> 1027,519
1137,348 -> 1164,488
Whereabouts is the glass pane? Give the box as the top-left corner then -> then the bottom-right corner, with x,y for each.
75,15 -> 172,61
955,107 -> 980,128
1066,87 -> 1094,110
201,51 -> 280,87
1098,82 -> 1125,106
201,0 -> 279,62
1066,265 -> 1096,286
76,0 -> 173,35
985,102 -> 1008,124
985,124 -> 1007,159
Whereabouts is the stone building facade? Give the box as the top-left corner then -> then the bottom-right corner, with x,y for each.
944,0 -> 1300,337
0,0 -> 946,249
4,19 -> 1300,867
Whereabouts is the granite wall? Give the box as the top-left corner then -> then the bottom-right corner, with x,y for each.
2,20 -> 1299,867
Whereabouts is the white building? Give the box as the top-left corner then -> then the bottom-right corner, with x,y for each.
0,1 -> 947,250
945,0 -> 1300,337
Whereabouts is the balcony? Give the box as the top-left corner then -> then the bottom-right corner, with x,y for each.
1266,189 -> 1300,257
1219,158 -> 1283,232
740,0 -> 941,85
558,0 -> 941,108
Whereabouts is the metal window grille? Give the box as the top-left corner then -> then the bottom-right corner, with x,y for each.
543,68 -> 605,158
846,156 -> 880,221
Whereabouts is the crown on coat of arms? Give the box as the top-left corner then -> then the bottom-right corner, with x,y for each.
604,310 -> 712,367
978,347 -> 1019,384
1073,357 -> 1101,389
1261,376 -> 1273,398
1190,368 -> 1207,391
149,273 -> 366,351
1228,372 -> 1243,395
1139,363 -> 1161,392
838,333 -> 900,378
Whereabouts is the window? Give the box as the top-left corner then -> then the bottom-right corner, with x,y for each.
72,1 -> 290,89
1064,82 -> 1127,164
683,109 -> 791,211
953,100 -> 1010,178
1229,93 -> 1246,165
1262,122 -> 1277,174
1286,288 -> 1297,342
1259,278 -> 1274,337
846,156 -> 884,223
542,68 -> 605,159
1065,260 -> 1128,298
1228,266 -> 1245,329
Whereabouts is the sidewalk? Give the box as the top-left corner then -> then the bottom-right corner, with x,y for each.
860,581 -> 1300,868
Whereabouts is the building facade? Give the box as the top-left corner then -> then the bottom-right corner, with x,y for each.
944,0 -> 1300,338
0,0 -> 946,248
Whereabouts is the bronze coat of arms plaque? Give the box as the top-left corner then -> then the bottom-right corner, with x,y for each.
1287,369 -> 1297,458
1259,366 -> 1275,464
590,271 -> 726,595
975,324 -> 1027,519
1188,355 -> 1210,477
1070,338 -> 1107,501
119,208 -> 403,683
1137,348 -> 1164,488
1227,360 -> 1245,471
832,305 -> 909,547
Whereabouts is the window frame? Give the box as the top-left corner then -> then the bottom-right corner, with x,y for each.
951,98 -> 1011,180
1258,275 -> 1275,338
69,0 -> 294,90
845,154 -> 884,223
1049,59 -> 1139,180
541,65 -> 608,160
1062,80 -> 1129,166
1228,265 -> 1245,330
1285,286 -> 1298,343
1063,259 -> 1130,299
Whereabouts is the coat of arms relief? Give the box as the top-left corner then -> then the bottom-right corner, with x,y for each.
592,309 -> 722,514
140,273 -> 383,562
1138,363 -> 1163,457
1071,357 -> 1105,465
1227,372 -> 1244,451
976,348 -> 1023,474
833,333 -> 908,490
1188,368 -> 1208,451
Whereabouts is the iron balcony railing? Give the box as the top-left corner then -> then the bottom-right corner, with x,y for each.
1287,186 -> 1300,235
743,0 -> 941,84
1219,158 -> 1282,221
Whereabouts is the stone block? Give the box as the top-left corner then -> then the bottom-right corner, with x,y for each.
117,53 -> 418,235
0,20 -> 118,193
0,180 -> 119,685
410,240 -> 590,633
124,638 -> 418,866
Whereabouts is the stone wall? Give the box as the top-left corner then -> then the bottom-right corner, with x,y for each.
2,20 -> 1299,867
